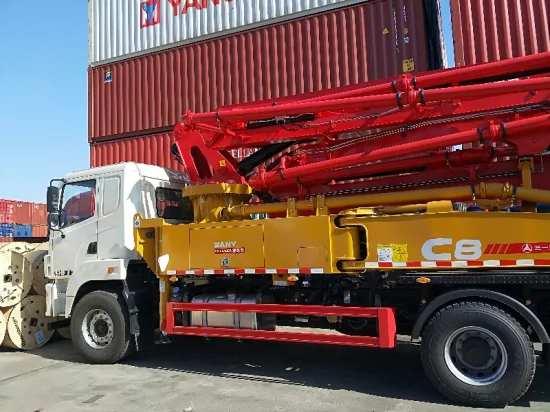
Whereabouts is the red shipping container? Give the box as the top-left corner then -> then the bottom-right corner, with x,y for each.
88,0 -> 446,141
0,200 -> 16,223
32,225 -> 48,238
91,131 -> 264,167
15,201 -> 32,225
31,203 -> 47,226
0,238 -> 12,244
90,132 -> 261,170
91,133 -> 185,170
451,0 -> 550,67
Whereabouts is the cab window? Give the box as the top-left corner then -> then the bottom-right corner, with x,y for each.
155,187 -> 193,221
60,180 -> 96,228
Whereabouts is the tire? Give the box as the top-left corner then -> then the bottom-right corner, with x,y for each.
421,301 -> 536,408
70,290 -> 135,364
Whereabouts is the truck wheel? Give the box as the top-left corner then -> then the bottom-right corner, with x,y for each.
421,301 -> 536,408
71,291 -> 134,364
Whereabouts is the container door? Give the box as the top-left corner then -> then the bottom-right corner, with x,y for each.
50,179 -> 98,278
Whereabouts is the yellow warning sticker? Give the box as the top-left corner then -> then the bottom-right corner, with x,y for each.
377,244 -> 409,263
219,160 -> 226,167
402,58 -> 415,72
382,27 -> 389,35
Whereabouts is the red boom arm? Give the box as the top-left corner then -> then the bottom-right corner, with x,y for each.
171,52 -> 550,200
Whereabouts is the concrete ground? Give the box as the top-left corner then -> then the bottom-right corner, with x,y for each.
0,335 -> 548,412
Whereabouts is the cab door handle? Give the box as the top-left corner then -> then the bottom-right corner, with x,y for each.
87,242 -> 97,255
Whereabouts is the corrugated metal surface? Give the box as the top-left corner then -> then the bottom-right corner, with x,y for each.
32,225 -> 48,238
1,201 -> 46,225
89,0 -> 445,141
0,224 -> 14,239
14,225 -> 23,238
91,133 -> 185,169
451,0 -> 550,66
0,200 -> 15,224
31,203 -> 47,226
89,0 -> 366,66
15,202 -> 32,225
15,225 -> 32,238
91,132 -> 289,168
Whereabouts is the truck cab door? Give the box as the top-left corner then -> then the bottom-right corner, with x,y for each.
50,179 -> 98,278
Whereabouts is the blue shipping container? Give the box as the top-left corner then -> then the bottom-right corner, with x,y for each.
14,224 -> 32,238
0,223 -> 15,238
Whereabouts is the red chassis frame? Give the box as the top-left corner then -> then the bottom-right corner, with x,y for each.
171,51 -> 550,200
166,302 -> 397,348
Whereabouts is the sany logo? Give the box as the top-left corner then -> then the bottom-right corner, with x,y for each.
214,241 -> 237,248
167,0 -> 234,17
140,0 -> 160,28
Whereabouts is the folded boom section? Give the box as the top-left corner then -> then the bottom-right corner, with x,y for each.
171,52 -> 550,200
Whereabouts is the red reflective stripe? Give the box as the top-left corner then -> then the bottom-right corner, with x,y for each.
466,261 -> 483,266
168,260 -> 550,276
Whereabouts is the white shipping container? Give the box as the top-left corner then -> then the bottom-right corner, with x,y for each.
88,0 -> 367,67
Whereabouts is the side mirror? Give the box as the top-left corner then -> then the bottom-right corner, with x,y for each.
47,186 -> 60,214
48,213 -> 60,228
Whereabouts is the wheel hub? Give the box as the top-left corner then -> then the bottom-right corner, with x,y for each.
82,309 -> 114,349
444,326 -> 508,386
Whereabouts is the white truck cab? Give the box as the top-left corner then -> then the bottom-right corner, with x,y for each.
44,162 -> 189,362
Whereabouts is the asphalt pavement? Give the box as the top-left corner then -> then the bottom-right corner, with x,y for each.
0,335 -> 549,412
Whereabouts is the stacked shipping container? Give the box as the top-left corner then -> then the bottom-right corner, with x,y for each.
451,0 -> 550,67
88,0 -> 550,171
449,0 -> 550,153
0,200 -> 48,243
88,0 -> 447,165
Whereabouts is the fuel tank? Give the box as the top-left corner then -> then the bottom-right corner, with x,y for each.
190,294 -> 277,331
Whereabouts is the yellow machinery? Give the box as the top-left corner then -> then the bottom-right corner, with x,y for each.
139,179 -> 546,305
129,53 -> 550,408
130,169 -> 550,409
41,49 -> 550,410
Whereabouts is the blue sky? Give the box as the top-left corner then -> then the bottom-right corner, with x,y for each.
0,2 -> 89,203
0,1 -> 455,203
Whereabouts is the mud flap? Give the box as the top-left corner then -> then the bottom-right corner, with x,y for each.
122,281 -> 140,351
543,343 -> 550,368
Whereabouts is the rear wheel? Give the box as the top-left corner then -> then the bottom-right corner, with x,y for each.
421,301 -> 536,408
71,291 -> 134,364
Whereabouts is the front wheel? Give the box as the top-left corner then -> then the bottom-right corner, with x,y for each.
421,301 -> 536,408
71,290 -> 134,364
